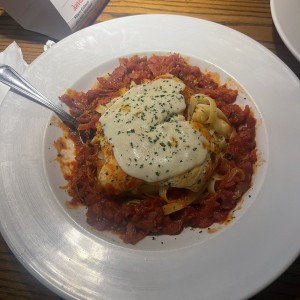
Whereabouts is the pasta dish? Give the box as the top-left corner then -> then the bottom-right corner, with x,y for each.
55,54 -> 257,244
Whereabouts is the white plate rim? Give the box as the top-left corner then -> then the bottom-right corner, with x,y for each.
0,14 -> 300,300
271,0 -> 300,61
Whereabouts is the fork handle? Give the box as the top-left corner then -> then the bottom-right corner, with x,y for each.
0,64 -> 78,128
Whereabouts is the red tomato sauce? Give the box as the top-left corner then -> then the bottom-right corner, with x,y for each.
58,54 -> 257,244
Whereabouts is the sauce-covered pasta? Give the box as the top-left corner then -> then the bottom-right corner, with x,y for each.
57,54 -> 257,244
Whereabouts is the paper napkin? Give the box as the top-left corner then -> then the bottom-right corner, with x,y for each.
0,42 -> 28,105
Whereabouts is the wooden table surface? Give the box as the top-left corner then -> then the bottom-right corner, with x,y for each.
0,1 -> 299,299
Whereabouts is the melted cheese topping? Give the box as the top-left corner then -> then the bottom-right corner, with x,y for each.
100,78 -> 209,182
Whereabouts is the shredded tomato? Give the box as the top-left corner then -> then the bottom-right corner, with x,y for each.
59,54 -> 257,244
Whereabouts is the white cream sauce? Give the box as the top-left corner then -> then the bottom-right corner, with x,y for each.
100,78 -> 208,182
